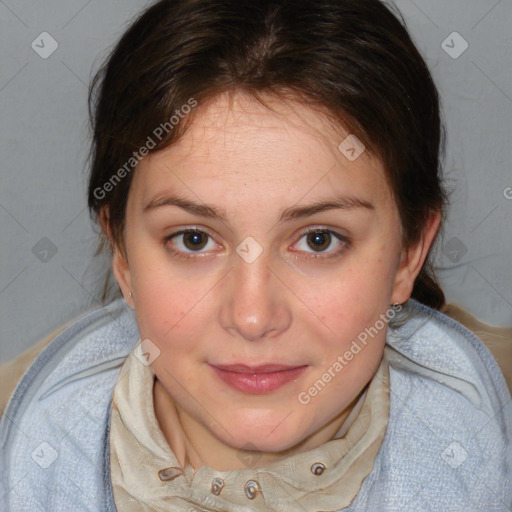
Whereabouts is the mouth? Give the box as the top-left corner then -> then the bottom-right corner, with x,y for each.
208,363 -> 308,394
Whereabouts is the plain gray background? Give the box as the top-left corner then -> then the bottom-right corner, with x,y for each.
1,0 -> 511,363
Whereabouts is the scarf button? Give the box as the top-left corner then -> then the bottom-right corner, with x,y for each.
158,466 -> 184,481
211,477 -> 225,495
311,462 -> 326,475
244,479 -> 260,499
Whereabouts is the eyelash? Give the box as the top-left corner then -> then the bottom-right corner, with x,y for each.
162,227 -> 351,262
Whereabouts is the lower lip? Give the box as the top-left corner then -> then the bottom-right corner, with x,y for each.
209,365 -> 308,394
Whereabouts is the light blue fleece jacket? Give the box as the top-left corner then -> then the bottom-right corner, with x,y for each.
0,299 -> 511,511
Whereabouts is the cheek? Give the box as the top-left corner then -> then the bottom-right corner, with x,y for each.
300,256 -> 395,334
302,282 -> 388,406
126,240 -> 191,329
130,261 -> 198,348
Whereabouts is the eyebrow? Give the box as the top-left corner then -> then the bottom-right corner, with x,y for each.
143,193 -> 374,224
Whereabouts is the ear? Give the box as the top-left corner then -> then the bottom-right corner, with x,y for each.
99,206 -> 135,308
391,210 -> 442,305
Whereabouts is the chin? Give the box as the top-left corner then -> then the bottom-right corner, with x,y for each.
217,411 -> 311,454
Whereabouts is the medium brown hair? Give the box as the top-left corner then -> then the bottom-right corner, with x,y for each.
88,0 -> 447,308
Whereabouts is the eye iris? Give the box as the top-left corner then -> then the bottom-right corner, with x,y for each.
184,231 -> 207,251
307,231 -> 330,252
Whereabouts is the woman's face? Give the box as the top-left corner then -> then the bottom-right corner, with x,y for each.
113,91 -> 434,457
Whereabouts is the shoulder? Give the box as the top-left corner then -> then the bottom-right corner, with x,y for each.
386,299 -> 511,408
0,300 -> 139,510
0,301 -> 137,417
1,299 -> 138,421
384,299 -> 511,428
441,302 -> 512,394
362,300 -> 512,510
0,326 -> 66,417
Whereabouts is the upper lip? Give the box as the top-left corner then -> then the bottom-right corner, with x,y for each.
209,363 -> 307,374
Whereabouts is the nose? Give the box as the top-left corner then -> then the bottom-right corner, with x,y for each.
219,250 -> 292,342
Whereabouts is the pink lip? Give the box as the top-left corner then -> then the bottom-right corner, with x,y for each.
208,363 -> 308,394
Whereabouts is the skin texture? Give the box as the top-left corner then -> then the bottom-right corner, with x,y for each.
108,91 -> 441,471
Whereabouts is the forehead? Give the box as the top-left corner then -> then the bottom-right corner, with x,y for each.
131,92 -> 390,208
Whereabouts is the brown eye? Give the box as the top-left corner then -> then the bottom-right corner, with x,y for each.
306,231 -> 332,252
292,228 -> 350,260
165,229 -> 216,257
182,231 -> 208,251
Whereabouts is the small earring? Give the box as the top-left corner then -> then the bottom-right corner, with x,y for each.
126,291 -> 135,310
